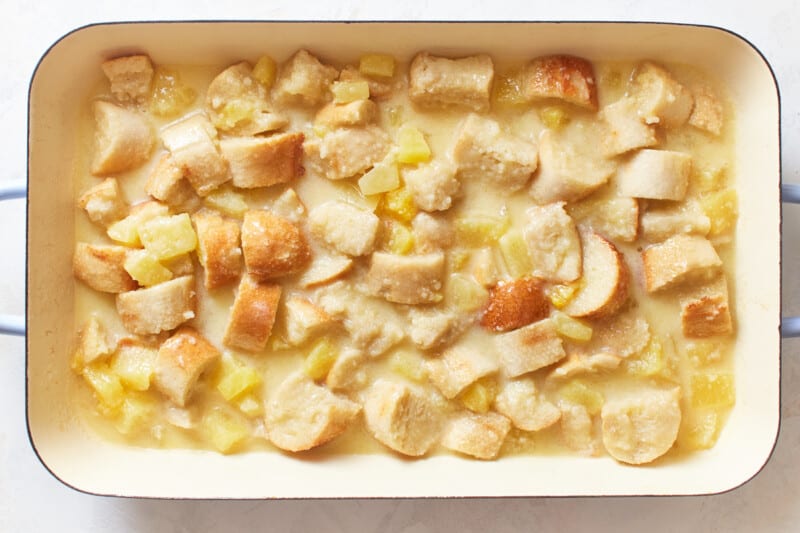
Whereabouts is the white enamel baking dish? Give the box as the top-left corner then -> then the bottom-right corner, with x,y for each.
2,21 -> 784,498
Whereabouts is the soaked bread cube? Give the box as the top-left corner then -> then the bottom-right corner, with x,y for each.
241,210 -> 311,280
366,252 -> 445,305
616,149 -> 691,201
220,132 -> 305,189
409,52 -> 494,112
601,96 -> 659,156
154,327 -> 220,406
680,275 -> 733,338
284,296 -> 335,346
426,344 -> 498,399
494,379 -> 561,432
78,178 -> 127,226
160,113 -> 230,196
629,62 -> 694,128
73,243 -> 137,293
521,55 -> 598,110
273,49 -> 338,107
144,154 -> 199,211
523,202 -> 582,283
223,274 -> 281,352
441,411 -> 511,460
91,101 -> 153,175
308,201 -> 379,257
315,99 -> 378,128
304,125 -> 391,180
495,318 -> 566,377
192,210 -> 242,290
115,275 -> 196,335
642,234 -> 722,292
480,277 -> 550,333
101,54 -> 154,105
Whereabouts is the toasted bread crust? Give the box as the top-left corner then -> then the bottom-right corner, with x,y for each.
564,231 -> 629,319
481,277 -> 549,332
680,275 -> 733,338
223,274 -> 281,352
241,209 -> 311,280
155,326 -> 220,406
73,242 -> 137,293
193,210 -> 242,289
220,132 -> 305,189
522,55 -> 598,110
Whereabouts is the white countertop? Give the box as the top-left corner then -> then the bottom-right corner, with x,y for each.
3,1 -> 800,531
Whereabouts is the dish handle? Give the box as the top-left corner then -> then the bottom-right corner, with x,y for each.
783,184 -> 800,337
0,178 -> 26,336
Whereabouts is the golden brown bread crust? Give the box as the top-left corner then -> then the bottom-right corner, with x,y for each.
563,232 -> 629,320
223,274 -> 281,352
241,209 -> 312,280
480,277 -> 550,332
192,210 -> 242,289
523,55 -> 598,110
73,242 -> 137,293
155,326 -> 221,406
145,153 -> 199,209
680,275 -> 733,338
220,132 -> 305,189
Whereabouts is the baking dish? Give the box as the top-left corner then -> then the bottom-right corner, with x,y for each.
4,21 -> 782,497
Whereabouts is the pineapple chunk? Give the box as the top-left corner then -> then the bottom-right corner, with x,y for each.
546,283 -> 578,309
358,161 -> 400,196
204,187 -> 249,218
236,393 -> 264,417
216,354 -> 262,402
385,222 -> 414,255
380,187 -> 417,222
138,213 -> 198,260
303,338 -> 338,381
107,202 -> 169,246
110,342 -> 157,391
115,393 -> 156,435
540,106 -> 571,129
700,189 -> 738,236
331,80 -> 370,104
624,336 -> 666,377
558,380 -> 604,415
82,363 -> 124,410
551,310 -> 593,342
492,70 -> 526,107
678,409 -> 722,450
150,67 -> 197,118
692,165 -> 727,193
396,124 -> 431,164
690,372 -> 735,408
686,341 -> 722,367
455,215 -> 510,247
389,350 -> 427,382
446,272 -> 489,312
201,406 -> 250,453
450,249 -> 470,271
359,53 -> 396,78
459,377 -> 498,414
252,55 -> 277,89
124,249 -> 173,286
386,105 -> 404,127
498,229 -> 532,277
213,99 -> 256,131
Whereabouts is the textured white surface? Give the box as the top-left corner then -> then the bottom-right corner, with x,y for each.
2,0 -> 800,531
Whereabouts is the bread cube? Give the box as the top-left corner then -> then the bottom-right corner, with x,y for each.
408,52 -> 494,112
408,308 -> 460,350
241,210 -> 311,280
315,99 -> 378,129
222,274 -> 281,352
688,84 -> 724,135
402,159 -> 460,212
601,96 -> 659,156
298,253 -> 354,288
563,231 -> 629,319
115,275 -> 196,335
144,154 -> 199,210
412,213 -> 454,252
271,188 -> 306,224
284,296 -> 335,346
567,196 -> 639,243
366,252 -> 445,305
640,203 -> 711,242
559,402 -> 599,455
308,201 -> 379,257
495,318 -> 565,377
74,315 -> 115,367
616,149 -> 691,201
450,114 -> 538,192
91,101 -> 153,175
521,55 -> 598,110
78,178 -> 127,226
494,379 -> 561,432
480,277 -> 550,333
101,55 -> 154,105
266,371 -> 360,452
426,344 -> 499,399
73,243 -> 137,293
441,411 -> 511,460
581,310 -> 651,359
160,113 -> 229,196
523,202 -> 582,283
273,49 -> 338,107
363,379 -> 443,456
219,132 -> 305,189
192,210 -> 242,290
642,234 -> 722,292
630,62 -> 694,128
680,275 -> 733,338
548,351 -> 621,381
326,348 -> 367,392
304,125 -> 390,180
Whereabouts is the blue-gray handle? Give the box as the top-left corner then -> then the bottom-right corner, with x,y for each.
783,184 -> 800,337
0,178 -> 26,336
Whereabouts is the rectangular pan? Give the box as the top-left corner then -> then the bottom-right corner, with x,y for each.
25,21 -> 781,498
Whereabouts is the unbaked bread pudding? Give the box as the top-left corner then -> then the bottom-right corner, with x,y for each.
70,48 -> 736,464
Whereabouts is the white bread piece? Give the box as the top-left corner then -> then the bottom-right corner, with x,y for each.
601,96 -> 658,156
480,277 -> 550,333
494,379 -> 561,432
450,114 -> 539,192
680,274 -> 733,338
688,84 -> 724,135
308,201 -> 379,257
74,315 -> 115,367
101,55 -> 154,105
559,402 -> 599,455
363,379 -> 443,456
642,234 -> 722,292
298,253 -> 354,288
548,351 -> 622,381
205,62 -> 287,135
315,282 -> 404,357
601,387 -> 681,465
494,318 -> 565,377
284,296 -> 335,346
73,243 -> 137,293
91,101 -> 153,175
144,154 -> 199,210
273,50 -> 338,107
411,213 -> 454,252
408,308 -> 460,350
408,52 -> 493,112
326,348 -> 367,392
366,252 -> 445,305
630,62 -> 694,128
266,371 -> 361,452
441,411 -> 511,460
563,231 -> 629,319
271,188 -> 306,224
530,129 -> 616,203
192,210 -> 242,290
426,344 -> 499,399
220,133 -> 305,189
315,99 -> 378,129
521,55 -> 598,110
470,247 -> 501,287
338,65 -> 393,100
78,178 -> 128,226
223,274 -> 281,352
160,113 -> 229,196
585,310 -> 651,359
640,202 -> 711,242
304,125 -> 390,180
402,159 -> 460,212
616,149 -> 691,201
567,196 -> 639,243
241,209 -> 311,280
523,202 -> 582,283
116,275 -> 196,335
154,327 -> 220,407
